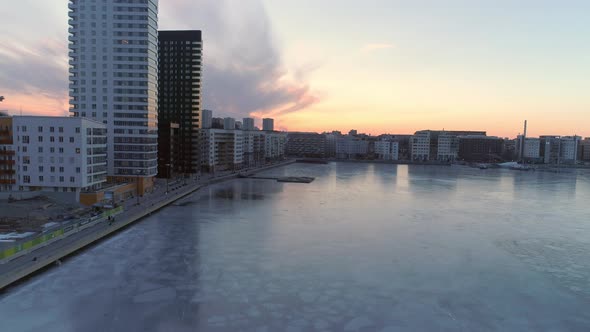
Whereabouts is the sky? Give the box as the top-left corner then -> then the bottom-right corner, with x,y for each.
0,0 -> 589,137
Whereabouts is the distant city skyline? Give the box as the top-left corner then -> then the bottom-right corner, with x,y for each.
1,0 -> 589,137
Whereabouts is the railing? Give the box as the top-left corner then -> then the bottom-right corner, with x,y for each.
0,206 -> 124,263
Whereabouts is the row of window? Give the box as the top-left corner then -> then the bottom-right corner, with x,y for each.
22,175 -> 77,184
21,165 -> 80,174
18,136 -> 77,144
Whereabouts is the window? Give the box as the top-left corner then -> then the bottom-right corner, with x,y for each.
59,176 -> 64,183
38,126 -> 43,133
76,167 -> 81,173
39,176 -> 44,182
50,136 -> 55,142
50,147 -> 55,153
59,167 -> 64,173
76,127 -> 80,133
23,175 -> 30,183
59,137 -> 64,143
70,137 -> 75,143
50,166 -> 55,173
59,148 -> 64,153
76,148 -> 81,154
22,136 -> 29,144
59,127 -> 64,133
39,166 -> 44,172
50,127 -> 55,133
70,177 -> 75,183
38,147 -> 43,153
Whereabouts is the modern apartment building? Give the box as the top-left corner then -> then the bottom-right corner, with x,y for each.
263,118 -> 274,131
201,129 -> 244,172
68,0 -> 159,186
458,136 -> 504,162
374,140 -> 399,161
242,118 -> 255,131
516,136 -> 541,161
158,30 -> 203,177
202,109 -> 213,129
223,117 -> 236,130
10,116 -> 107,202
437,132 -> 459,162
336,135 -> 369,159
580,138 -> 590,162
411,131 -> 431,161
265,132 -> 287,160
286,132 -> 327,158
0,114 -> 16,191
243,131 -> 266,167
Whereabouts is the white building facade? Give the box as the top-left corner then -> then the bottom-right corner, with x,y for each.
437,133 -> 459,162
11,116 -> 107,201
374,140 -> 399,161
68,0 -> 159,177
336,136 -> 369,159
201,129 -> 244,171
411,131 -> 431,161
264,132 -> 287,160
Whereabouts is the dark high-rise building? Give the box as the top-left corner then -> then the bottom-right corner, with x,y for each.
158,30 -> 203,176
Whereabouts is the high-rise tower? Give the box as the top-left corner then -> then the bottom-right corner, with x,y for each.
157,30 -> 203,176
68,0 -> 159,183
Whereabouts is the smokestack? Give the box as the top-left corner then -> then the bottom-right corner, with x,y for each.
520,120 -> 528,163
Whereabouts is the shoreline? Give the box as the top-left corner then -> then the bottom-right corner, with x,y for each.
0,160 -> 294,291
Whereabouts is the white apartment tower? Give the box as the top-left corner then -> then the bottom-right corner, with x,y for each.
68,0 -> 159,178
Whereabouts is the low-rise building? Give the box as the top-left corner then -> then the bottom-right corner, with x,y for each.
458,136 -> 504,162
9,116 -> 107,202
374,140 -> 399,161
580,138 -> 590,162
336,135 -> 369,159
265,132 -> 286,160
411,131 -> 430,161
201,129 -> 244,172
286,132 -> 327,158
0,114 -> 16,191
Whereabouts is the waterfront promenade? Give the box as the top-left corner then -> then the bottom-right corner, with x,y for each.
0,160 -> 294,290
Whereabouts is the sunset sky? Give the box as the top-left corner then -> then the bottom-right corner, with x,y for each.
0,0 -> 588,137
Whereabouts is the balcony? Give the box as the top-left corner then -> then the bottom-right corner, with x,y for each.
0,179 -> 16,185
0,160 -> 15,165
0,150 -> 15,156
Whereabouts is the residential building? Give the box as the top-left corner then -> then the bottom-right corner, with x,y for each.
336,135 -> 369,159
158,30 -> 203,177
243,118 -> 255,131
540,136 -> 581,164
11,116 -> 107,202
458,136 -> 504,162
202,109 -> 213,129
325,132 -> 340,158
560,136 -> 581,163
68,0 -> 159,190
411,131 -> 431,161
0,114 -> 15,191
201,129 -> 243,172
374,140 -> 399,161
243,131 -> 266,167
286,132 -> 327,158
437,132 -> 459,162
223,117 -> 236,130
265,132 -> 287,160
212,117 -> 224,129
580,138 -> 590,162
516,136 -> 541,162
263,118 -> 274,131
157,122 -> 179,178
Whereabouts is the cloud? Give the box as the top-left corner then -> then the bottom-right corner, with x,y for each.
361,43 -> 395,54
0,0 -> 320,123
159,0 -> 322,121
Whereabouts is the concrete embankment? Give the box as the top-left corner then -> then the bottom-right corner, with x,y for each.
0,160 -> 295,290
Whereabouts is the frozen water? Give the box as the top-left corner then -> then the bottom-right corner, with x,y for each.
1,163 -> 590,331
